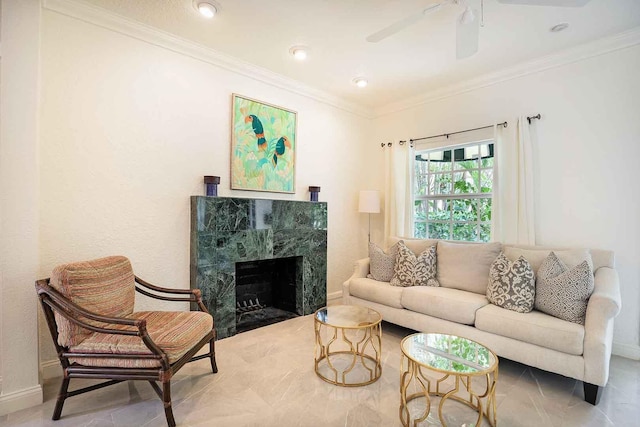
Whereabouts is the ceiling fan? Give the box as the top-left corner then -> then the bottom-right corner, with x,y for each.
365,0 -> 593,60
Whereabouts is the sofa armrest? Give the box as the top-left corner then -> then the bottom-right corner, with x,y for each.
583,267 -> 621,386
342,258 -> 370,304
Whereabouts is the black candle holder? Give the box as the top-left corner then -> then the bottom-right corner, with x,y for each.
204,176 -> 220,197
309,186 -> 321,202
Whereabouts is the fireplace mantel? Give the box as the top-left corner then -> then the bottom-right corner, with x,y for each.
190,196 -> 328,338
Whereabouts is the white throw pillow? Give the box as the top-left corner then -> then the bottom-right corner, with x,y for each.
390,241 -> 439,287
486,252 -> 535,313
534,252 -> 594,324
437,241 -> 502,294
367,241 -> 399,282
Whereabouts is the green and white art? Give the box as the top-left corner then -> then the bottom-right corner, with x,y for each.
231,94 -> 296,193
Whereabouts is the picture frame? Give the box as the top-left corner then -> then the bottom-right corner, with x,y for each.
230,94 -> 297,193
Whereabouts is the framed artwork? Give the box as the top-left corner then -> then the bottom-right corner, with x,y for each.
231,94 -> 297,193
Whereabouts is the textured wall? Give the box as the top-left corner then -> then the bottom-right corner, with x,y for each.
0,0 -> 43,412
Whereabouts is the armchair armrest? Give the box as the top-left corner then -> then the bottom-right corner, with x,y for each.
134,276 -> 209,313
37,281 -> 143,335
583,267 -> 622,386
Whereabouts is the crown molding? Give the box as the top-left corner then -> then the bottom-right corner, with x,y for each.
373,26 -> 640,117
40,0 -> 640,121
43,0 -> 374,119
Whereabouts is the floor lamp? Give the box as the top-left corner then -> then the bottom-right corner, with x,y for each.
359,190 -> 380,243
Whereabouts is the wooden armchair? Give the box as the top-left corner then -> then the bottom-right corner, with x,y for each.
35,256 -> 217,427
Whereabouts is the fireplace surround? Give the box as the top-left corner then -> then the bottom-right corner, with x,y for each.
190,196 -> 328,338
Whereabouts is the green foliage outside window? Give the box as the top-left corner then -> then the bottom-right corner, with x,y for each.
414,142 -> 493,242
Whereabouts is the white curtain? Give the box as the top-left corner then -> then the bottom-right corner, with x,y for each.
492,117 -> 536,245
384,142 -> 414,247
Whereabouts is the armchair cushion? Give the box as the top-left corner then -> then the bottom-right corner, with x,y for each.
50,255 -> 135,347
68,311 -> 213,368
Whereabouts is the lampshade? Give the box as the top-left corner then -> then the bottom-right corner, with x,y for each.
358,190 -> 380,214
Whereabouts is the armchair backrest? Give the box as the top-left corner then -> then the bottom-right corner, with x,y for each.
49,255 -> 136,347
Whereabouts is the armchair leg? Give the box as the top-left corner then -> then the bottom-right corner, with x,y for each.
583,382 -> 603,405
52,377 -> 70,420
210,338 -> 218,374
163,381 -> 176,427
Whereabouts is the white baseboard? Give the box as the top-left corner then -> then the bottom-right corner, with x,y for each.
41,359 -> 62,380
327,291 -> 343,302
612,341 -> 640,360
0,384 -> 43,416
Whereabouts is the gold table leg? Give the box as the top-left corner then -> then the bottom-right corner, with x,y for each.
314,319 -> 382,387
399,357 -> 498,426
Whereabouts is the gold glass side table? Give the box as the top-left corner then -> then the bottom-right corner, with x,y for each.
314,305 -> 382,387
400,333 -> 498,427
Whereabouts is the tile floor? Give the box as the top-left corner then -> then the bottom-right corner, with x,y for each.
1,315 -> 639,426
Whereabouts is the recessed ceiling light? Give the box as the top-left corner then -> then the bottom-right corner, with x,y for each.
353,77 -> 368,88
194,0 -> 217,19
289,46 -> 309,61
550,22 -> 569,33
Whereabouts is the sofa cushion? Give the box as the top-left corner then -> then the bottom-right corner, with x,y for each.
475,304 -> 585,355
50,255 -> 135,347
349,277 -> 404,309
68,310 -> 213,368
368,241 -> 399,282
390,242 -> 439,287
388,237 -> 439,256
535,252 -> 594,324
503,246 -> 593,274
486,253 -> 535,313
401,287 -> 489,325
437,241 -> 502,294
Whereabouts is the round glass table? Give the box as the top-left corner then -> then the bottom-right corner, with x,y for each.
313,305 -> 382,387
400,333 -> 498,427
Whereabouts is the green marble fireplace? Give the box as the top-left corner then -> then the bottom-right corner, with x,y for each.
190,196 -> 328,339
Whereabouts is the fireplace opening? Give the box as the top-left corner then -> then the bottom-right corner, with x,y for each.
235,256 -> 300,334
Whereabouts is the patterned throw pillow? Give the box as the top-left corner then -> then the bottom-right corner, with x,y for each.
535,252 -> 594,324
486,252 -> 535,313
367,242 -> 399,282
390,241 -> 439,287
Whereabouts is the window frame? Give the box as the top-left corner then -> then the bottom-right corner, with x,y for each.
413,139 -> 494,242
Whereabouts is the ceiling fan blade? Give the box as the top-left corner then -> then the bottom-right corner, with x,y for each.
496,0 -> 591,7
456,9 -> 479,59
366,3 -> 442,43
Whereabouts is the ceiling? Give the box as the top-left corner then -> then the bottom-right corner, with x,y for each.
77,0 -> 640,111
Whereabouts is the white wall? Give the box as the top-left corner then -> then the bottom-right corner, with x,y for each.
373,44 -> 640,355
0,0 -> 43,414
36,11 -> 371,364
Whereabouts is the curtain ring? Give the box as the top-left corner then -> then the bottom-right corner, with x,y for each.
399,140 -> 405,146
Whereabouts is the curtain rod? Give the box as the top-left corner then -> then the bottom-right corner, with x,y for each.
409,121 -> 508,145
381,114 -> 542,148
527,114 -> 541,124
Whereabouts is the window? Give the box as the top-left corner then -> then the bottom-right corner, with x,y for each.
413,141 -> 494,242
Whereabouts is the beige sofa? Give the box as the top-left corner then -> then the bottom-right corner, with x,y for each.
342,237 -> 621,405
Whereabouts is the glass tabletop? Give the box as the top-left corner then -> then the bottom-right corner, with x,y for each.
315,305 -> 382,328
401,333 -> 497,375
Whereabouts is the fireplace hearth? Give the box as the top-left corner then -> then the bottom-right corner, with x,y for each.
235,257 -> 300,333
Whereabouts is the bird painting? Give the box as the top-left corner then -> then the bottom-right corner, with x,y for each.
232,95 -> 296,193
244,114 -> 267,151
272,136 -> 291,166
